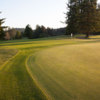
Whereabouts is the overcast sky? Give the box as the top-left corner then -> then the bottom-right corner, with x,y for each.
0,0 -> 100,29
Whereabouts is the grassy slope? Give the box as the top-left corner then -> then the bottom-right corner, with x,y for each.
28,42 -> 100,100
0,36 -> 100,100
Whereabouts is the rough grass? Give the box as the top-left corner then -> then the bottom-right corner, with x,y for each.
0,35 -> 100,100
0,49 -> 17,66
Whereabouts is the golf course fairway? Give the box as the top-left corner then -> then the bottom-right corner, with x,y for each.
0,36 -> 100,100
28,43 -> 100,100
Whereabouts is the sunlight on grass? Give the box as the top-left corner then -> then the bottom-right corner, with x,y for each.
0,35 -> 100,100
28,43 -> 100,100
0,49 -> 17,66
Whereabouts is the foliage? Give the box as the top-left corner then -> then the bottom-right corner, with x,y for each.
78,0 -> 99,38
66,0 -> 79,35
66,0 -> 100,38
4,32 -> 10,40
0,13 -> 6,40
24,24 -> 33,39
15,31 -> 22,39
33,25 -> 66,39
8,28 -> 17,40
33,25 -> 47,38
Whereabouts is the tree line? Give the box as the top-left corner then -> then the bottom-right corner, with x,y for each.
0,11 -> 66,40
66,0 -> 100,38
0,14 -> 65,40
1,0 -> 100,40
24,25 -> 65,39
0,12 -> 66,40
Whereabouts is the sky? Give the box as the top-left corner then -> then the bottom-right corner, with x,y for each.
0,0 -> 100,29
0,0 -> 67,29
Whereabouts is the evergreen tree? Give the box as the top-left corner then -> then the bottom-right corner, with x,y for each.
66,0 -> 99,38
66,0 -> 79,35
46,27 -> 53,36
78,0 -> 98,38
96,3 -> 100,32
33,25 -> 47,38
40,25 -> 47,37
33,25 -> 41,38
24,24 -> 33,39
0,13 -> 6,40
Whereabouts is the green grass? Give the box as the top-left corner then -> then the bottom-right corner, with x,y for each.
0,49 -> 17,66
0,35 -> 100,100
0,51 -> 48,100
28,43 -> 100,100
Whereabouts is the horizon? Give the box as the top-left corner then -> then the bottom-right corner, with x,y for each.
0,0 -> 67,29
0,0 -> 100,29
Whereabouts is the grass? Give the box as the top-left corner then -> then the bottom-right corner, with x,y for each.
0,35 -> 100,100
0,49 -> 17,66
28,43 -> 100,100
0,51 -> 48,100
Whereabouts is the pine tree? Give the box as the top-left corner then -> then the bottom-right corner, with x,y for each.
24,25 -> 33,39
96,4 -> 100,32
66,0 -> 99,38
0,13 -> 6,39
66,0 -> 79,35
78,0 -> 98,38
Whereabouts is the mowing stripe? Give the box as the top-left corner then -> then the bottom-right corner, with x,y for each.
26,54 -> 52,100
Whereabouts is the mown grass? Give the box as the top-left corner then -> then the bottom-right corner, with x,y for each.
28,43 -> 100,100
0,51 -> 48,100
0,35 -> 100,100
0,49 -> 17,66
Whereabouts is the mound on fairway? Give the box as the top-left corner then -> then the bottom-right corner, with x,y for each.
28,42 -> 100,100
